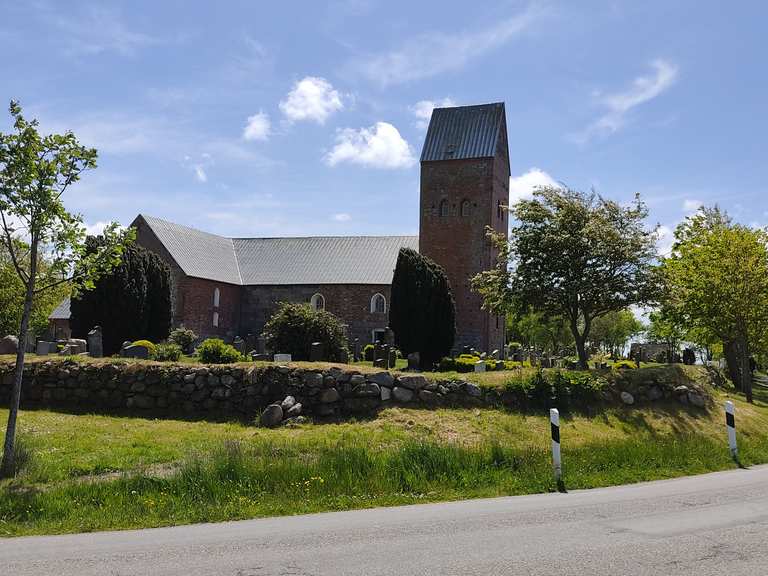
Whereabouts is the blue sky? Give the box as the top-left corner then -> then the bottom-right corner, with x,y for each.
2,1 -> 767,251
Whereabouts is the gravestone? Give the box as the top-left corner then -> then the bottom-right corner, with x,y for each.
36,341 -> 56,356
373,357 -> 388,369
0,335 -> 19,355
274,353 -> 292,362
353,338 -> 361,362
87,326 -> 103,358
474,360 -> 486,372
373,343 -> 383,364
25,330 -> 36,353
65,339 -> 87,354
407,352 -> 420,371
251,353 -> 271,361
388,349 -> 397,369
232,336 -> 246,355
122,344 -> 149,359
338,349 -> 349,364
257,334 -> 267,355
462,345 -> 472,355
245,333 -> 257,355
309,342 -> 325,362
491,349 -> 499,360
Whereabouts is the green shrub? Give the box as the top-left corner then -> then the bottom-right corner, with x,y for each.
265,302 -> 349,362
131,340 -> 157,358
363,344 -> 374,361
168,326 -> 197,353
502,370 -> 607,412
197,338 -> 243,364
438,357 -> 456,371
613,359 -> 636,370
154,343 -> 182,362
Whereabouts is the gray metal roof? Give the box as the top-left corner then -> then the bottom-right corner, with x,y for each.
420,102 -> 506,162
138,215 -> 417,286
49,297 -> 70,320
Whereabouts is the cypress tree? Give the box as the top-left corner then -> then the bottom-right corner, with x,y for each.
70,238 -> 171,355
389,247 -> 456,369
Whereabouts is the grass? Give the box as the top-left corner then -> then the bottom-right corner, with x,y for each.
2,383 -> 768,537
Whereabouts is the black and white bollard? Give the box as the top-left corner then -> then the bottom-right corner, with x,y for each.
550,408 -> 561,482
725,400 -> 737,459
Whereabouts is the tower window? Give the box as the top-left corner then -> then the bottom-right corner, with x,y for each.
371,293 -> 386,314
439,199 -> 449,217
461,199 -> 471,217
212,311 -> 219,328
310,293 -> 325,311
213,287 -> 220,308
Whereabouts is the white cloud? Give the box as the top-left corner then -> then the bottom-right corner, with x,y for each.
508,168 -> 559,204
193,165 -> 207,183
410,98 -> 457,129
279,77 -> 344,124
84,221 -> 109,236
682,198 -> 702,213
332,213 -> 351,222
572,59 -> 679,143
243,111 -> 271,141
656,225 -> 675,256
325,122 -> 415,169
352,7 -> 541,86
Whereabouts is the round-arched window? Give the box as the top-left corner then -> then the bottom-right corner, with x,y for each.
371,293 -> 386,314
213,287 -> 220,308
439,199 -> 449,217
461,199 -> 471,217
310,293 -> 325,311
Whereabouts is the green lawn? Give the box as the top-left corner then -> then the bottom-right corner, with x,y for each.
2,383 -> 767,537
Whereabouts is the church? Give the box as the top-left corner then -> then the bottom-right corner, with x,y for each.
62,102 -> 510,353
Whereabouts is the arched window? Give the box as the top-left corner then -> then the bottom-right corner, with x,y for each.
212,311 -> 219,328
310,293 -> 325,311
439,199 -> 449,217
371,293 -> 386,314
213,287 -> 220,308
461,199 -> 471,217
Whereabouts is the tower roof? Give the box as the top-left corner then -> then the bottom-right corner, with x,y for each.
420,102 -> 507,163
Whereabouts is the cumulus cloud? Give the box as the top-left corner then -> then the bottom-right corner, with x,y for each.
280,77 -> 344,124
508,168 -> 559,204
682,198 -> 703,214
243,111 -> 271,141
193,165 -> 207,183
656,224 -> 675,256
572,59 -> 678,144
332,213 -> 351,222
325,122 -> 415,169
352,7 -> 541,86
84,221 -> 110,236
410,98 -> 457,129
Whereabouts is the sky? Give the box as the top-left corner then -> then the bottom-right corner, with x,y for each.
2,0 -> 767,252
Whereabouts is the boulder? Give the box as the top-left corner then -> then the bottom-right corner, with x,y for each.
122,345 -> 149,359
392,386 -> 414,403
648,386 -> 664,401
380,386 -> 392,401
285,403 -> 303,418
688,392 -> 706,408
419,389 -> 439,405
281,396 -> 296,411
368,371 -> 395,388
620,391 -> 635,405
260,404 -> 284,428
319,388 -> 340,403
398,375 -> 428,391
0,335 -> 18,355
353,382 -> 381,397
464,383 -> 482,398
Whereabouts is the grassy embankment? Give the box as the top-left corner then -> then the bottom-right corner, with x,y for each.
1,363 -> 767,537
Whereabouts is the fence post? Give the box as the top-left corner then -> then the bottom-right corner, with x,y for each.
725,400 -> 737,459
550,408 -> 561,482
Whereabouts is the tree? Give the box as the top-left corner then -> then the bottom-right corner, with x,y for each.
507,308 -> 574,357
264,302 -> 349,362
389,247 -> 456,369
660,207 -> 768,402
646,311 -> 686,362
589,309 -> 644,359
472,186 -> 660,368
70,239 -> 171,355
0,101 -> 131,477
0,240 -> 69,337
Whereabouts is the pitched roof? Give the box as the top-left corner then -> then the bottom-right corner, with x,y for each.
49,297 -> 70,320
420,102 -> 506,162
137,215 -> 418,286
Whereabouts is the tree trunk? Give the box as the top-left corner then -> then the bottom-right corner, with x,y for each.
1,237 -> 37,478
569,316 -> 589,370
724,339 -> 741,391
734,332 -> 753,404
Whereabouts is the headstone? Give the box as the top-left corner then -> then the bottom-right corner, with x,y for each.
309,342 -> 325,362
462,345 -> 472,355
474,360 -> 486,372
245,333 -> 257,355
66,339 -> 87,354
251,353 -> 271,362
407,352 -> 420,371
87,326 -> 103,358
0,335 -> 19,355
373,342 -> 383,364
25,330 -> 36,353
491,349 -> 499,360
274,353 -> 292,363
122,344 -> 149,359
232,336 -> 246,355
36,341 -> 56,356
353,338 -> 361,362
257,334 -> 267,355
495,360 -> 505,371
384,327 -> 395,346
338,348 -> 349,364
373,357 -> 388,369
388,349 -> 397,368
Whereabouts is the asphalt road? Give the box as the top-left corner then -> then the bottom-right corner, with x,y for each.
3,466 -> 768,576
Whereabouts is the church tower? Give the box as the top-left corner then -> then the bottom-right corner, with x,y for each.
419,103 -> 509,354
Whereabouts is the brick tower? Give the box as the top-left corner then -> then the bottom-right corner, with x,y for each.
419,102 -> 509,354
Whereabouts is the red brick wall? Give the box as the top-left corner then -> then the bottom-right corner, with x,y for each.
419,154 -> 507,354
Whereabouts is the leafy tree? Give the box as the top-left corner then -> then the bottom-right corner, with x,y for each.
389,247 -> 456,369
264,302 -> 348,362
507,308 -> 574,357
646,311 -> 686,362
0,101 -> 131,477
472,187 -> 660,368
660,207 -> 768,402
70,239 -> 171,355
0,240 -> 69,337
589,309 -> 644,359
